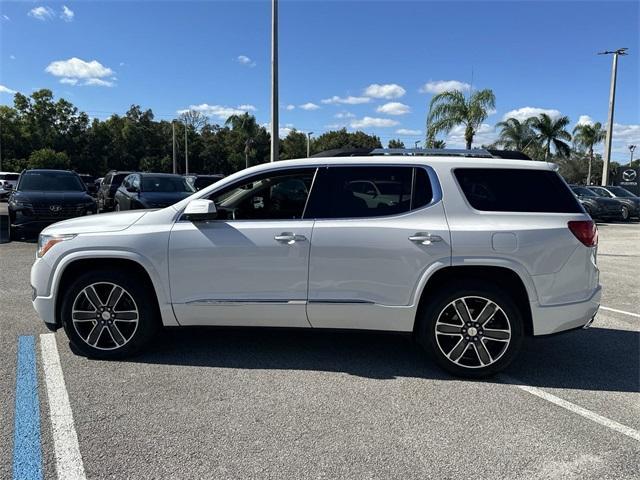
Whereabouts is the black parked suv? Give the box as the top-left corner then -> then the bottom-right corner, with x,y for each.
8,169 -> 97,240
587,186 -> 639,221
113,172 -> 194,210
570,185 -> 623,221
97,170 -> 132,212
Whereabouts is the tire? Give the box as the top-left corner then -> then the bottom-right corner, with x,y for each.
61,269 -> 159,359
416,280 -> 524,378
114,201 -> 121,212
621,205 -> 630,221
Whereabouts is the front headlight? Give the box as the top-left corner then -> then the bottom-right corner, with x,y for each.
37,234 -> 76,258
9,199 -> 33,210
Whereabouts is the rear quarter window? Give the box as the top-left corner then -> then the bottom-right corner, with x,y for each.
454,168 -> 582,213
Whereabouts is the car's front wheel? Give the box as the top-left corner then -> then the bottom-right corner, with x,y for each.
621,205 -> 630,221
61,269 -> 159,359
417,281 -> 524,378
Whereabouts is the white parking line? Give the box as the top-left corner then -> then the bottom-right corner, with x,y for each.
600,306 -> 640,318
502,376 -> 640,442
40,334 -> 87,480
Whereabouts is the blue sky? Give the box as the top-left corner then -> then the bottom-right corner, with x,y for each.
1,0 -> 638,161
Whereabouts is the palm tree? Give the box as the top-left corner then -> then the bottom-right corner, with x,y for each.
530,113 -> 572,161
426,89 -> 496,150
573,122 -> 605,185
495,117 -> 536,151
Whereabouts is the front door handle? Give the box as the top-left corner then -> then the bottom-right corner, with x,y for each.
274,232 -> 307,244
409,232 -> 443,244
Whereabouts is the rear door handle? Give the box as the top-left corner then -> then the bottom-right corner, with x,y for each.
409,232 -> 443,244
274,232 -> 307,244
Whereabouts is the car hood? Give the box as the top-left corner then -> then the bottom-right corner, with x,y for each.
42,210 -> 148,235
14,190 -> 94,204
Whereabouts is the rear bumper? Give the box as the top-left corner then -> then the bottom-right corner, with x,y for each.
531,285 -> 602,335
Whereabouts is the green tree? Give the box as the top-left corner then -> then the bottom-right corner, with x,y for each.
28,148 -> 70,169
530,113 -> 572,161
426,89 -> 496,149
388,139 -> 405,148
313,128 -> 382,153
495,117 -> 537,152
572,121 -> 605,185
281,130 -> 308,159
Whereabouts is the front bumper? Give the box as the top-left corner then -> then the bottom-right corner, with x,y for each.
531,285 -> 602,335
31,255 -> 57,326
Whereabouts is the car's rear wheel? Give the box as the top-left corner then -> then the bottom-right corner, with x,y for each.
61,269 -> 159,359
114,202 -> 121,212
417,281 -> 524,378
621,205 -> 630,221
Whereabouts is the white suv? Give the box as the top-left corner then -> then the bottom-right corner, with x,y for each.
31,150 -> 601,377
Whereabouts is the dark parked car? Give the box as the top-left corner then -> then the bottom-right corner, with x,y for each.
587,185 -> 639,221
78,174 -> 98,196
185,174 -> 225,191
0,172 -> 20,201
97,170 -> 132,212
8,169 -> 97,240
114,172 -> 195,211
570,185 -> 623,221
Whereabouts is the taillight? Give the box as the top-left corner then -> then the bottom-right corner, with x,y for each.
568,220 -> 598,247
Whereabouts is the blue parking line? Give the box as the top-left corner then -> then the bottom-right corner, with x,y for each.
13,336 -> 43,480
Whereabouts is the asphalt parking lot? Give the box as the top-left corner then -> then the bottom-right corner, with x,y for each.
1,220 -> 638,479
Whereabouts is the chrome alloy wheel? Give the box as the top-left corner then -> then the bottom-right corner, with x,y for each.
434,296 -> 511,369
71,282 -> 139,350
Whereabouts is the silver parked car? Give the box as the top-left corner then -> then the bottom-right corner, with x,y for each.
30,149 -> 601,377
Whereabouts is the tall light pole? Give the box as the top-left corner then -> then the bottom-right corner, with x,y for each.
629,144 -> 637,165
184,120 -> 189,175
414,140 -> 421,149
306,131 -> 313,158
172,121 -> 176,174
599,48 -> 628,186
270,0 -> 279,162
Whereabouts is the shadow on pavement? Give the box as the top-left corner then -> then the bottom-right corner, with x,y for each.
113,324 -> 639,393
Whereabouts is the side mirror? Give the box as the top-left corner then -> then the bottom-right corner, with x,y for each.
183,199 -> 217,222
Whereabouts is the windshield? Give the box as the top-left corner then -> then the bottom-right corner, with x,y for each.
141,176 -> 195,193
588,187 -> 612,198
572,187 -> 595,196
18,172 -> 85,192
608,186 -> 637,198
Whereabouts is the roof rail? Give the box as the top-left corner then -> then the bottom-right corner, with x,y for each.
311,147 -> 531,160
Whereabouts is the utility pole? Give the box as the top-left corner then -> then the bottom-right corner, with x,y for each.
172,121 -> 176,174
184,120 -> 189,175
599,48 -> 628,186
629,144 -> 637,166
306,132 -> 313,158
270,0 -> 279,162
414,140 -> 421,149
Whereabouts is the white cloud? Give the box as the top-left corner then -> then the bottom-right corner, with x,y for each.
9,55 -> 16,60
350,117 -> 399,128
502,107 -> 562,122
299,102 -> 320,111
46,58 -> 115,87
236,55 -> 256,67
285,104 -> 295,111
610,123 -> 640,156
179,104 -> 257,120
2,14 -> 9,21
376,102 -> 410,116
576,115 -> 595,126
60,5 -> 74,22
335,111 -> 355,119
28,6 -> 55,21
363,83 -> 406,99
396,128 -> 421,136
419,80 -> 471,94
445,123 -> 497,148
321,95 -> 370,105
0,84 -> 17,94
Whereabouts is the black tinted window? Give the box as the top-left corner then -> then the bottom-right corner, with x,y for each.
141,176 -> 194,193
455,169 -> 582,213
211,169 -> 315,220
307,166 -> 432,219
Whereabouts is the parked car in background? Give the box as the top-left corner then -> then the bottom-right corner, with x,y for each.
185,174 -> 225,191
8,169 -> 96,240
570,185 -> 624,221
587,185 -> 639,220
0,172 -> 20,201
114,172 -> 195,211
31,150 -> 601,378
97,171 -> 132,212
78,174 -> 98,196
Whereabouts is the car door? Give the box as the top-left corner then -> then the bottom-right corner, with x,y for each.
168,167 -> 317,327
305,165 -> 451,332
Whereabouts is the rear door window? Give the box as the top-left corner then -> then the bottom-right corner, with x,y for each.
306,166 -> 433,219
454,168 -> 582,213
